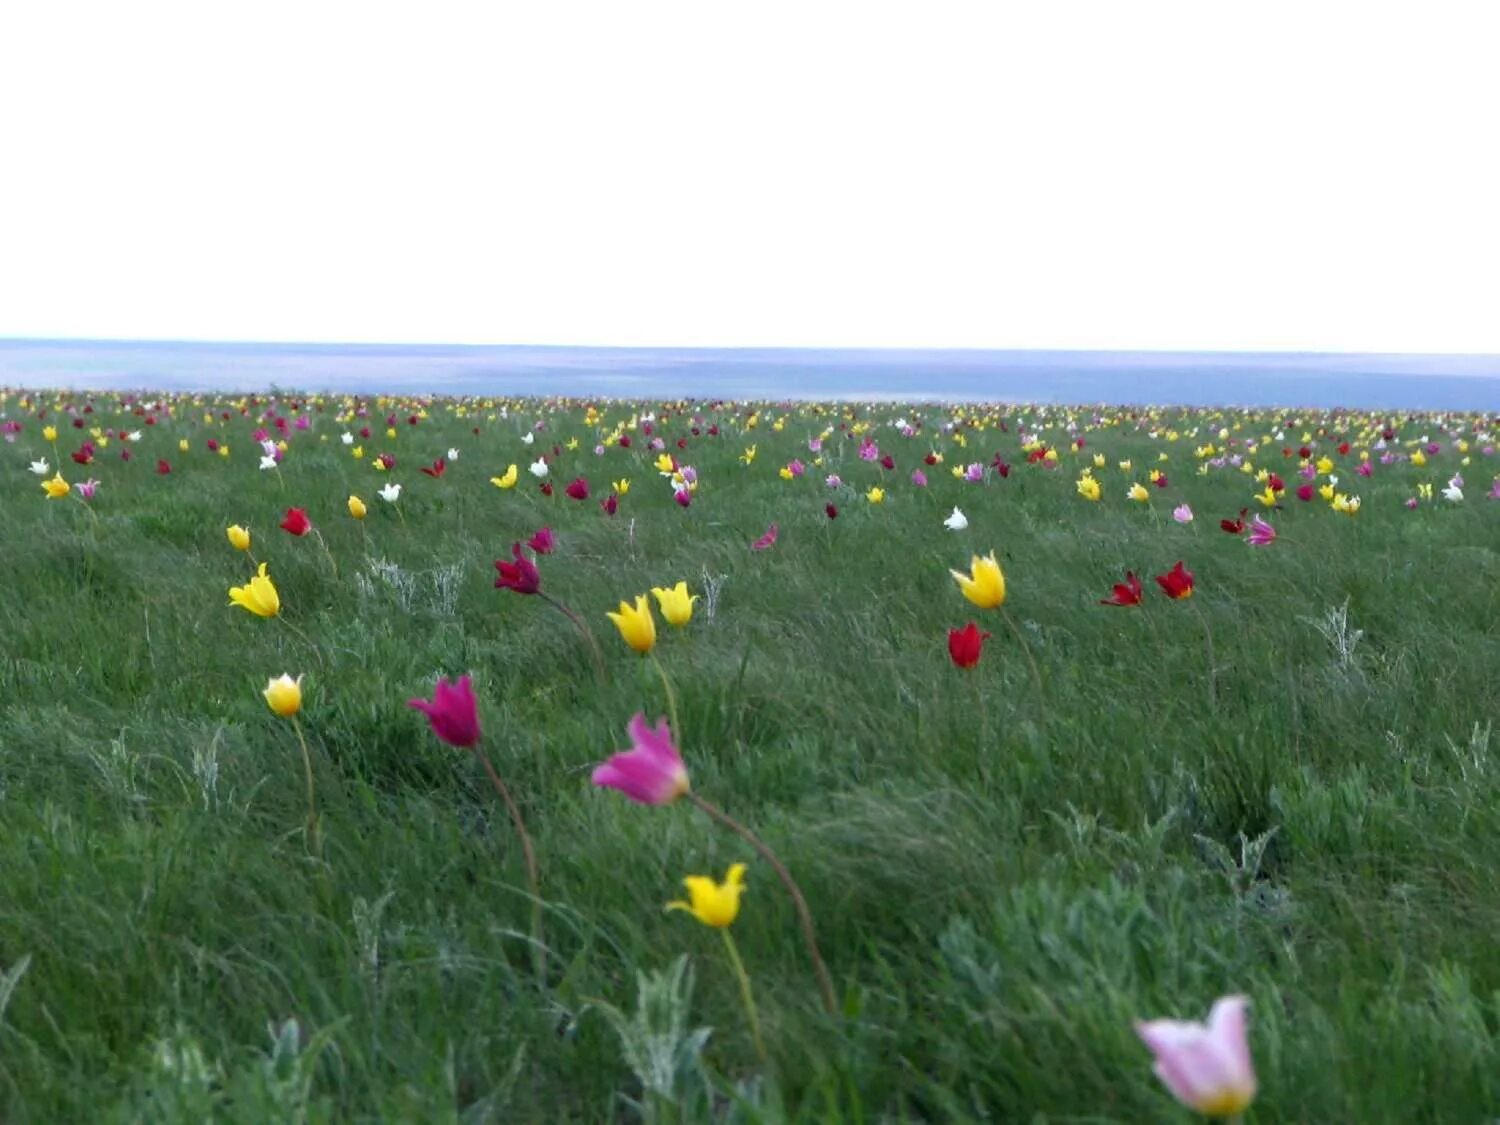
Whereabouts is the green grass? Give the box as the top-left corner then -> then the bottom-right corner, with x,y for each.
1,393 -> 1498,1122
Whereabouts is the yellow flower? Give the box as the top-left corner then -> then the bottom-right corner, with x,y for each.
352,445 -> 365,460
41,473 -> 70,499
386,426 -> 397,439
1332,492 -> 1360,515
348,495 -> 367,520
1316,456 -> 1334,474
950,551 -> 1006,609
655,453 -> 677,474
866,486 -> 885,504
1318,483 -> 1335,502
228,562 -> 281,618
1411,449 -> 1427,466
1093,453 -> 1106,468
1127,483 -> 1149,502
1255,485 -> 1277,507
262,673 -> 303,718
779,466 -> 794,480
227,524 -> 252,551
739,445 -> 757,466
1043,448 -> 1058,464
1418,482 -> 1433,500
218,444 -> 231,458
1076,475 -> 1101,501
606,594 -> 657,654
42,425 -> 57,442
566,437 -> 580,451
1118,459 -> 1132,472
491,463 -> 518,489
651,581 -> 698,627
613,478 -> 630,495
178,438 -> 190,453
666,863 -> 747,928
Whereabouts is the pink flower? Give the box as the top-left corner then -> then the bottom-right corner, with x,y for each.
910,469 -> 927,487
1356,462 -> 1373,477
1172,504 -> 1193,523
825,474 -> 842,489
673,489 -> 691,508
1136,995 -> 1256,1117
76,478 -> 100,500
808,437 -> 822,453
963,463 -> 984,483
526,527 -> 556,554
565,477 -> 590,500
1488,478 -> 1500,500
1245,515 -> 1277,546
1298,463 -> 1317,480
1406,496 -> 1420,509
408,674 -> 482,748
751,522 -> 778,550
591,714 -> 690,804
787,459 -> 805,477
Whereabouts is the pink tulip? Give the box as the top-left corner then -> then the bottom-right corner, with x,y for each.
1245,515 -> 1277,546
591,714 -> 690,804
1172,504 -> 1193,523
408,675 -> 482,748
910,469 -> 927,487
76,478 -> 101,500
1136,996 -> 1256,1117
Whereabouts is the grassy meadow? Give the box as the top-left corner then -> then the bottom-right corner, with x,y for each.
1,390 -> 1498,1122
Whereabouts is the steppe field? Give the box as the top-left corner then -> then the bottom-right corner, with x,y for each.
1,390 -> 1497,1122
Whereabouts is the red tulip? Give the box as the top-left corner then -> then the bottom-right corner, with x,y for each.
156,459 -> 171,475
494,542 -> 541,595
1219,508 -> 1248,534
1267,473 -> 1285,493
280,507 -> 311,536
408,674 -> 481,748
526,527 -> 556,554
419,458 -> 447,478
825,503 -> 838,519
565,477 -> 590,500
540,482 -> 553,496
751,523 -> 778,550
1100,571 -> 1144,607
1296,484 -> 1314,502
1154,561 -> 1195,600
1337,442 -> 1350,455
601,493 -> 619,515
377,452 -> 396,470
880,454 -> 895,470
1153,473 -> 1169,489
947,622 -> 991,668
674,489 -> 691,508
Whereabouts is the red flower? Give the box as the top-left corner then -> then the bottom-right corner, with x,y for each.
359,426 -> 371,439
880,454 -> 895,470
1154,561 -> 1195,600
674,489 -> 691,508
1100,571 -> 1145,607
565,477 -> 590,500
618,434 -> 632,448
540,482 -> 553,496
1296,484 -> 1314,502
1298,445 -> 1312,459
156,459 -> 171,475
601,493 -> 618,515
280,507 -> 311,536
419,458 -> 447,478
526,526 -> 556,554
377,452 -> 396,470
947,622 -> 991,668
1337,442 -> 1350,455
1267,473 -> 1285,493
1153,473 -> 1169,489
72,444 -> 95,465
494,542 -> 540,595
408,674 -> 481,748
1219,508 -> 1248,534
825,503 -> 839,519
751,523 -> 778,550
923,453 -> 938,466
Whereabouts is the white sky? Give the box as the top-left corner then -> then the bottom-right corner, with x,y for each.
1,2 -> 1497,352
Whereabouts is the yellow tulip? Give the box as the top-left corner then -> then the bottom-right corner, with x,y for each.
41,473 -> 70,499
351,445 -> 364,460
1093,453 -> 1106,467
1076,475 -> 1101,501
1127,483 -> 1149,502
1255,486 -> 1277,507
779,467 -> 794,480
666,863 -> 747,928
740,445 -> 757,465
348,495 -> 367,520
1411,449 -> 1427,466
42,425 -> 57,442
218,444 -> 231,458
1316,456 -> 1334,474
606,595 -> 657,654
950,551 -> 1006,609
866,486 -> 885,503
655,453 -> 677,474
1318,483 -> 1335,502
262,673 -> 303,718
491,463 -> 518,489
613,478 -> 630,495
1118,459 -> 1132,472
651,581 -> 698,627
386,427 -> 397,439
228,562 -> 281,618
227,524 -> 252,551
178,438 -> 190,453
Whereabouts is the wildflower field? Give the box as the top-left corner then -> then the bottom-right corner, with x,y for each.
2,390 -> 1498,1122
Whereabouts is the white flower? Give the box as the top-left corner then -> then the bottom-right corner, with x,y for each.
447,447 -> 459,461
259,455 -> 278,471
521,432 -> 535,445
528,458 -> 549,479
127,430 -> 142,442
261,439 -> 279,456
942,506 -> 968,531
1443,484 -> 1464,502
28,458 -> 49,475
341,432 -> 354,445
378,482 -> 402,502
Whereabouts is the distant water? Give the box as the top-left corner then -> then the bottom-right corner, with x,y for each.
2,339 -> 1498,411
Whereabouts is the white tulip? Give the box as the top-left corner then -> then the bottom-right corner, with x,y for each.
943,506 -> 968,531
